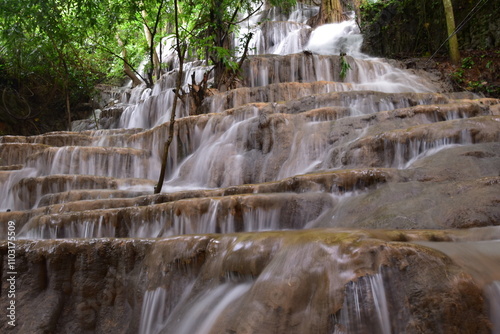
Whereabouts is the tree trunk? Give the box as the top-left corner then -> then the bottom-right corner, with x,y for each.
442,0 -> 460,64
116,35 -> 143,87
142,10 -> 162,83
353,0 -> 366,27
66,90 -> 71,131
307,0 -> 344,27
155,0 -> 183,194
210,3 -> 229,90
323,0 -> 343,23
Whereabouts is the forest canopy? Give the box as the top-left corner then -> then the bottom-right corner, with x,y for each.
0,0 -> 295,135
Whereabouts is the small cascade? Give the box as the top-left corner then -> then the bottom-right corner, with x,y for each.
337,272 -> 393,334
139,287 -> 170,334
143,283 -> 252,334
20,214 -> 117,239
1,2 -> 500,334
239,3 -> 318,56
393,129 -> 472,169
0,168 -> 37,211
25,146 -> 152,179
118,62 -> 209,129
17,192 -> 335,239
247,21 -> 310,55
306,18 -> 363,57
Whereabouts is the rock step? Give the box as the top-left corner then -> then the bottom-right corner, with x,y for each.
162,111 -> 498,187
343,115 -> 500,168
0,143 -> 50,166
0,164 -> 23,171
224,96 -> 497,120
241,53 -> 438,90
18,192 -> 336,239
0,132 -> 93,146
311,176 -> 500,230
37,189 -> 152,207
12,139 -> 496,238
0,94 -> 496,178
11,174 -> 156,210
0,229 -> 492,333
0,128 -> 143,146
14,174 -> 500,238
2,168 -> 394,236
103,96 -> 500,150
202,83 -> 464,113
25,146 -> 154,179
51,168 -> 393,207
93,96 -> 500,156
308,143 -> 500,230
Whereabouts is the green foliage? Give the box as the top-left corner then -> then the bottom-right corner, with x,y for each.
461,57 -> 475,69
450,52 -> 499,98
339,55 -> 352,81
0,0 -> 111,133
168,0 -> 296,88
451,68 -> 464,83
465,80 -> 499,96
0,0 -> 297,133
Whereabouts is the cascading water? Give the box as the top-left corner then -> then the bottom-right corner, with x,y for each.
1,3 -> 499,334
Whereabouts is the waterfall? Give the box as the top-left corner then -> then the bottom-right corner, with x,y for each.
1,3 -> 499,334
141,283 -> 252,334
337,272 -> 392,334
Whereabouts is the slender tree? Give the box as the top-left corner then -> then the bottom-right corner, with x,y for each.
308,0 -> 344,27
323,0 -> 344,23
140,0 -> 167,87
116,34 -> 144,86
442,0 -> 460,64
155,0 -> 186,193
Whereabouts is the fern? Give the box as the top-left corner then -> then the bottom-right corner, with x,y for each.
340,55 -> 352,81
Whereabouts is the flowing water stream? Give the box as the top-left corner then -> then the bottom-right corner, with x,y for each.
1,3 -> 499,334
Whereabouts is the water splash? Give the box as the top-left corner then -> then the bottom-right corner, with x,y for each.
306,18 -> 364,58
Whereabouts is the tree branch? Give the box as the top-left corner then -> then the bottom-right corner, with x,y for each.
93,37 -> 148,85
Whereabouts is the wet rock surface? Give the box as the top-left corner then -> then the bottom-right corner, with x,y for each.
0,230 -> 493,333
